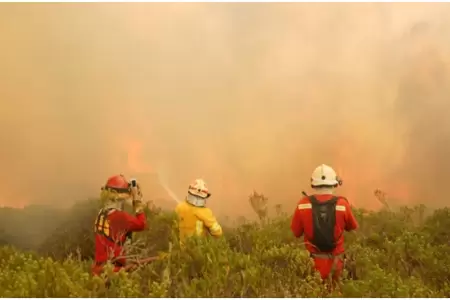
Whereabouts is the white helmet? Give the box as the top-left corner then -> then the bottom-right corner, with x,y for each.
186,178 -> 211,207
310,164 -> 342,188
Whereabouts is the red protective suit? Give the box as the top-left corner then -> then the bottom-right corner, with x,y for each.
291,194 -> 358,280
92,208 -> 147,275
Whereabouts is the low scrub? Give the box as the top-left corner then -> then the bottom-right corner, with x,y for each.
0,200 -> 449,297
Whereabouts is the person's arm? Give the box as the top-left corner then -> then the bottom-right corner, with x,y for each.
120,210 -> 147,232
291,203 -> 304,238
198,208 -> 223,237
126,185 -> 147,232
344,201 -> 358,231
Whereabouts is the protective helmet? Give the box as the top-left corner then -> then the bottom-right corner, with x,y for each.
186,179 -> 211,207
310,164 -> 342,188
103,174 -> 131,193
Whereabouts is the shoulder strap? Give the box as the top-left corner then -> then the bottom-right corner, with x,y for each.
309,195 -> 317,204
329,196 -> 339,205
97,207 -> 115,216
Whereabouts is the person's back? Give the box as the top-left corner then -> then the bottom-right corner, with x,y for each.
291,164 -> 358,282
175,179 -> 223,243
293,194 -> 357,256
94,207 -> 147,269
92,175 -> 147,276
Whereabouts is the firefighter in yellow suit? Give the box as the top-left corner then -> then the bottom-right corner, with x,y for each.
175,178 -> 223,243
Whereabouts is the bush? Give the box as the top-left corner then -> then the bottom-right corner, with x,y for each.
38,199 -> 99,260
0,200 -> 449,297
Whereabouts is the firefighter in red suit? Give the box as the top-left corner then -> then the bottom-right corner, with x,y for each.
291,164 -> 358,282
92,174 -> 147,276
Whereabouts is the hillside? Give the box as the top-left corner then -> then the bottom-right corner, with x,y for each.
0,200 -> 449,297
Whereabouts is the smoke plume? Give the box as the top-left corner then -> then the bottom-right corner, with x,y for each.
1,3 -> 450,216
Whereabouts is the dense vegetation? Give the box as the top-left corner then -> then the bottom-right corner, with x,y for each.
0,198 -> 449,297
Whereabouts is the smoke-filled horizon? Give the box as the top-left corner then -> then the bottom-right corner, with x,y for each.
1,3 -> 450,217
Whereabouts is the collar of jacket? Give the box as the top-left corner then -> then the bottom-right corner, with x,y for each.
312,187 -> 334,195
104,201 -> 123,211
186,194 -> 206,207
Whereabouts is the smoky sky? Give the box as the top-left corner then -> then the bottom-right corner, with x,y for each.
1,3 -> 450,217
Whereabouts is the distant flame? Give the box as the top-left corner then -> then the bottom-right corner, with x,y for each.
0,197 -> 27,209
332,133 -> 412,210
125,139 -> 152,174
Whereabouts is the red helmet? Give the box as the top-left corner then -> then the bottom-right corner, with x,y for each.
103,174 -> 130,193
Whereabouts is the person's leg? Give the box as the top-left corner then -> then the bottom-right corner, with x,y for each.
92,263 -> 104,276
313,257 -> 333,279
313,257 -> 344,292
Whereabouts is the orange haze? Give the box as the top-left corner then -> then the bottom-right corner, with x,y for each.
1,3 -> 450,216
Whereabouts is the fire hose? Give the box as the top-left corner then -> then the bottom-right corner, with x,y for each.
123,256 -> 161,272
110,255 -> 163,272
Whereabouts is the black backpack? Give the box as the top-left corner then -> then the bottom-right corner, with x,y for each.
309,195 -> 339,252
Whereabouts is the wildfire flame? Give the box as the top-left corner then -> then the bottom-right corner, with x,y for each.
332,133 -> 412,210
125,139 -> 153,174
0,196 -> 27,209
121,132 -> 412,213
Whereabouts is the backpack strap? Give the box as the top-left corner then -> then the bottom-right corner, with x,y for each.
309,195 -> 318,205
94,208 -> 130,246
329,196 -> 339,205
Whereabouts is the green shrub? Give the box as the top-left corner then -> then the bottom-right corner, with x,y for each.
0,200 -> 449,297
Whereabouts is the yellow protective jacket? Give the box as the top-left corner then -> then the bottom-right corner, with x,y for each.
175,200 -> 223,242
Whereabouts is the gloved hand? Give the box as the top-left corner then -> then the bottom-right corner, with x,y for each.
133,199 -> 145,213
131,183 -> 145,213
131,182 -> 143,200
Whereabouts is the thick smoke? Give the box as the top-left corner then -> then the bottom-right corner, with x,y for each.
1,3 -> 450,216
